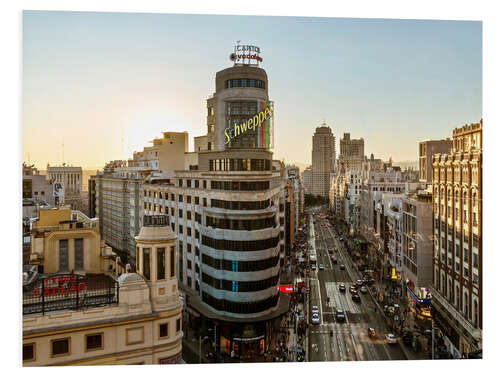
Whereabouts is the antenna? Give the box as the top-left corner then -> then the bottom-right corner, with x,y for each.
62,138 -> 64,165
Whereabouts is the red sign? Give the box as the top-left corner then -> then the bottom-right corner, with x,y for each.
33,275 -> 87,297
279,285 -> 294,293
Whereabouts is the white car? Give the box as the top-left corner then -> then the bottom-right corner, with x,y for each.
311,313 -> 320,324
319,264 -> 325,270
386,333 -> 397,344
312,306 -> 319,315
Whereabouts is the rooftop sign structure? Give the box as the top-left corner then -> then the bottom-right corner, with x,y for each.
230,41 -> 262,66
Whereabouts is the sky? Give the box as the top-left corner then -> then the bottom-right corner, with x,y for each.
22,11 -> 482,169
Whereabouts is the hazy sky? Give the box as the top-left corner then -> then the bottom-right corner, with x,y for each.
23,11 -> 482,169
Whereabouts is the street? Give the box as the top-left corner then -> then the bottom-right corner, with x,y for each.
307,210 -> 408,361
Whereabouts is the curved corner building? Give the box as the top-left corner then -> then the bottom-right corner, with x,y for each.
143,56 -> 289,359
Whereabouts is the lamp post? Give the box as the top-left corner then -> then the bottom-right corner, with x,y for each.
199,336 -> 210,363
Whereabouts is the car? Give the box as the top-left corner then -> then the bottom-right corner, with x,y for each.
311,313 -> 320,324
331,257 -> 338,264
349,286 -> 358,294
311,263 -> 316,270
355,280 -> 364,287
319,264 -> 325,270
339,237 -> 344,241
367,328 -> 377,339
339,283 -> 346,292
386,333 -> 397,344
336,310 -> 346,322
311,306 -> 319,315
360,286 -> 368,294
340,264 -> 346,270
352,294 -> 361,302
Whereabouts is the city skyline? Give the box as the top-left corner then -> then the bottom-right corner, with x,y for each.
23,11 -> 481,169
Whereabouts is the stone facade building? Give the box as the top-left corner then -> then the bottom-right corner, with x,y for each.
23,209 -> 183,366
337,133 -> 364,174
430,119 -> 482,357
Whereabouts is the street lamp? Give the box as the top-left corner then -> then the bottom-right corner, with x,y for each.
199,335 -> 210,363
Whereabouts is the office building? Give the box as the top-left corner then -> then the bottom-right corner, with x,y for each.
311,125 -> 336,198
141,55 -> 289,359
337,133 -> 364,174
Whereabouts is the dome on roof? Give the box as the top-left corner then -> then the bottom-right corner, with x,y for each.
118,272 -> 145,286
135,224 -> 176,242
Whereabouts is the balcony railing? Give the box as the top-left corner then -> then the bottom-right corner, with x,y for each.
23,273 -> 119,316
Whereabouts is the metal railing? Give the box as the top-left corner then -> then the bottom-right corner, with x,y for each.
23,273 -> 119,316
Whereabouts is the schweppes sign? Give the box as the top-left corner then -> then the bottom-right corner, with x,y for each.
224,100 -> 274,148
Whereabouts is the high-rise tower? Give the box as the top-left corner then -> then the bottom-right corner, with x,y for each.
311,124 -> 336,197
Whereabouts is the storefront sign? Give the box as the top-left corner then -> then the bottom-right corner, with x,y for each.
279,285 -> 294,293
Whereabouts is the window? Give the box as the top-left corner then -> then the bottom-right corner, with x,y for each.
179,195 -> 183,203
170,246 -> 175,277
157,248 -> 165,280
51,338 -> 70,357
176,318 -> 181,332
143,248 -> 151,280
203,180 -> 207,189
159,323 -> 169,338
86,333 -> 103,351
59,239 -> 68,272
74,238 -> 84,270
195,197 -> 199,205
187,196 -> 191,204
23,343 -> 35,361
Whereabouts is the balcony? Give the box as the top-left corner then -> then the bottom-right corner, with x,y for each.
429,287 -> 481,342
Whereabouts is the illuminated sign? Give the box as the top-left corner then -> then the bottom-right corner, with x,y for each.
230,43 -> 262,65
279,285 -> 294,293
224,100 -> 274,148
391,267 -> 397,280
32,275 -> 87,297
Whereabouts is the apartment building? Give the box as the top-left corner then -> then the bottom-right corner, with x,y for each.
430,119 -> 482,357
402,191 -> 434,297
419,139 -> 452,183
